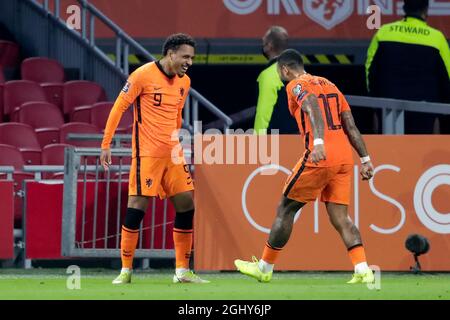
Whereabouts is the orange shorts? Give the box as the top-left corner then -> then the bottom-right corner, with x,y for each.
128,156 -> 194,199
283,161 -> 352,205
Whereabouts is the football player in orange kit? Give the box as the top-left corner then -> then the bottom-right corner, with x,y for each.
100,33 -> 208,284
235,49 -> 375,284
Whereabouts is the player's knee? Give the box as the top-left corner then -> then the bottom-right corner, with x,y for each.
123,208 -> 145,230
278,196 -> 304,217
171,191 -> 194,212
127,196 -> 149,211
174,209 -> 194,230
338,216 -> 353,227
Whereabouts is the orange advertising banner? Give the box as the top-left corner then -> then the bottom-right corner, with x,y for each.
194,135 -> 450,271
52,0 -> 450,39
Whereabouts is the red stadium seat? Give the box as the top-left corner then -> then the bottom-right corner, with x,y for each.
41,143 -> 98,179
60,122 -> 103,169
41,143 -> 71,165
63,80 -> 106,116
34,128 -> 61,149
41,83 -> 63,111
17,102 -> 64,147
0,40 -> 20,68
0,66 -> 4,120
3,80 -> 47,118
0,67 -> 5,83
0,84 -> 3,122
59,122 -> 100,147
0,144 -> 34,226
0,144 -> 26,170
70,105 -> 92,123
90,102 -> 133,133
0,123 -> 42,164
21,57 -> 65,83
41,143 -> 70,179
17,101 -> 64,128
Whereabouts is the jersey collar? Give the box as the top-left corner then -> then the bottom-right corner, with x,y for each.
404,15 -> 427,24
267,57 -> 278,67
155,60 -> 176,79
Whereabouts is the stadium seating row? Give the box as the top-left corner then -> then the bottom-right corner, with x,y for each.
0,142 -> 130,176
8,102 -> 132,147
0,79 -> 108,121
0,142 -> 131,226
0,40 -> 63,81
0,40 -> 114,123
0,40 -> 19,68
0,122 -> 112,164
0,41 -> 133,227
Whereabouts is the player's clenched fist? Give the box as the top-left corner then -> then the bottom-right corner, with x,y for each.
360,161 -> 374,180
310,144 -> 326,165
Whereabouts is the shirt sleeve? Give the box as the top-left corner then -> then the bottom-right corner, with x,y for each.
119,69 -> 144,105
100,71 -> 142,149
365,30 -> 380,92
101,95 -> 132,149
333,86 -> 351,113
180,79 -> 191,110
178,80 -> 190,129
254,70 -> 280,134
291,80 -> 312,109
437,31 -> 450,79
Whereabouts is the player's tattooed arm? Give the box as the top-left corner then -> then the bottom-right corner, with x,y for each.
301,94 -> 324,140
341,110 -> 374,180
341,111 -> 368,157
301,94 -> 326,164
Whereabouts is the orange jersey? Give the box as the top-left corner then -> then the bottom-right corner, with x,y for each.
286,73 -> 353,167
102,61 -> 190,158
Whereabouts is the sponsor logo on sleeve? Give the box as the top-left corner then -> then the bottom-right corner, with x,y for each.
122,81 -> 131,93
292,84 -> 302,96
293,83 -> 309,101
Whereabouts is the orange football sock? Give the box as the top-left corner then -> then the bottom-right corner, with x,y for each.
348,245 -> 367,266
120,226 -> 139,269
173,228 -> 193,269
261,242 -> 282,264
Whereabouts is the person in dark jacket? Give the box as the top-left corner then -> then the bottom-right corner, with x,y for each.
366,0 -> 450,133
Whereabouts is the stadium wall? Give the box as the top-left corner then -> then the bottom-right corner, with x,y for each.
40,0 -> 450,39
194,135 -> 450,271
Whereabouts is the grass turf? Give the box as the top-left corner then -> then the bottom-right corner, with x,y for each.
0,269 -> 449,300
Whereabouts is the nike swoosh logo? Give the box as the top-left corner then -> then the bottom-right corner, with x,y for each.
154,87 -> 162,91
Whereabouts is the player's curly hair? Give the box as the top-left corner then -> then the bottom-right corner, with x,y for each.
277,49 -> 304,69
162,33 -> 196,56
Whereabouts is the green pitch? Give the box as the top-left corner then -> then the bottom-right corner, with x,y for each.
0,269 -> 449,300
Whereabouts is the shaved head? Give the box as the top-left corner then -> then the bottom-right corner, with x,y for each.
262,26 -> 289,59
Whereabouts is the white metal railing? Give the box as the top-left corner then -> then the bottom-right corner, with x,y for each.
346,95 -> 450,134
0,166 -> 14,180
210,95 -> 450,135
61,147 -> 174,258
